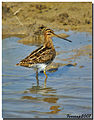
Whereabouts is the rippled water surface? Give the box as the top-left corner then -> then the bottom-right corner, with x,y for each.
2,30 -> 92,118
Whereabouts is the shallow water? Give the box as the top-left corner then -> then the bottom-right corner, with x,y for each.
2,30 -> 92,118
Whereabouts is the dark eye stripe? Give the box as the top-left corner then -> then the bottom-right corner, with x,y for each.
45,29 -> 53,32
45,29 -> 51,31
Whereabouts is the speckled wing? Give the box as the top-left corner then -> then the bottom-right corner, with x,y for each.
16,46 -> 56,67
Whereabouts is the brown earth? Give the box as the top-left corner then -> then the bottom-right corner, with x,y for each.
2,2 -> 92,39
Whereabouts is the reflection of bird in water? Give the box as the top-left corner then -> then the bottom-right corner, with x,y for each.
16,29 -> 72,87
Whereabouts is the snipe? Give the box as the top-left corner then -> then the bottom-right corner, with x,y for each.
16,29 -> 72,87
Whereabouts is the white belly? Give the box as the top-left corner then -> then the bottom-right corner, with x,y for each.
33,63 -> 47,71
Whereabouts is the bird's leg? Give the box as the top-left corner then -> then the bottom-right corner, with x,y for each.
43,69 -> 48,88
36,69 -> 39,87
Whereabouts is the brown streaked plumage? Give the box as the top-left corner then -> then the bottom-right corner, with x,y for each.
16,29 -> 72,87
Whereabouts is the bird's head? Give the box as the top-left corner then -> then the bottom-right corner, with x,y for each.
44,29 -> 72,42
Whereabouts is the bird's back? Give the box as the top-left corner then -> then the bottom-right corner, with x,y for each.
16,45 -> 56,68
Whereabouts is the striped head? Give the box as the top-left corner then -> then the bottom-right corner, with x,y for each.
44,29 -> 54,37
44,29 -> 72,42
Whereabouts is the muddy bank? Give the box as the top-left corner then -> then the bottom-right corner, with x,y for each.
2,2 -> 92,39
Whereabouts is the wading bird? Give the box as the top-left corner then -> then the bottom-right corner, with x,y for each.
16,29 -> 72,87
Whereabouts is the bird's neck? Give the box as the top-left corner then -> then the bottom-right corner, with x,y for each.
44,35 -> 54,49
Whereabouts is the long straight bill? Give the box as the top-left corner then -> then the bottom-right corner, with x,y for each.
54,34 -> 72,42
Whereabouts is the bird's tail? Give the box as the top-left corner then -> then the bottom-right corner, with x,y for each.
16,62 -> 31,67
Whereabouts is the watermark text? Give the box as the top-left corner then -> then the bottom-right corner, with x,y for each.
67,114 -> 91,118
